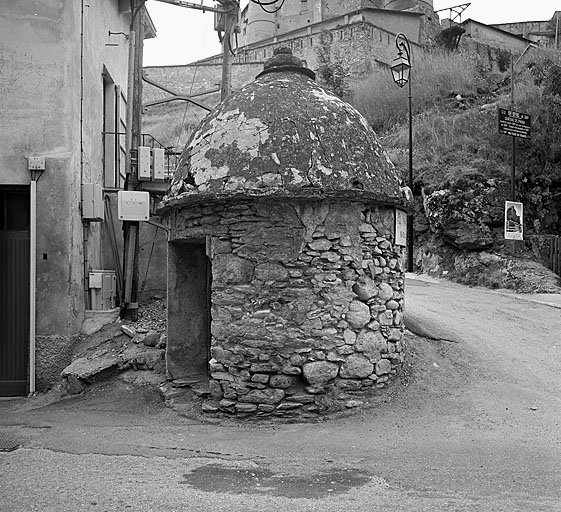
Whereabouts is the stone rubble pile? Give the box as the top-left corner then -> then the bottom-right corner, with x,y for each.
60,306 -> 168,395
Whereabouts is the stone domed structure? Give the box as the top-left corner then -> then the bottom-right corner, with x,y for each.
159,48 -> 411,417
163,47 -> 407,208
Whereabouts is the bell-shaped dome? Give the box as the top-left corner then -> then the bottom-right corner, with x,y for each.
162,47 -> 409,209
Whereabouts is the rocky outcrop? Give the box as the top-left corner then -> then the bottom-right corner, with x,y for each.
422,179 -> 504,251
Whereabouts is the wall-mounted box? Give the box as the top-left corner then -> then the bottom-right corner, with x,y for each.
82,184 -> 104,221
138,146 -> 151,181
28,155 -> 46,171
117,190 -> 150,221
152,148 -> 165,181
88,270 -> 117,310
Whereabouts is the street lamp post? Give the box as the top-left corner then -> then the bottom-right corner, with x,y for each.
391,33 -> 414,273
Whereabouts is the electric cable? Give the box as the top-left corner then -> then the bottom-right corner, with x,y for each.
140,225 -> 159,295
249,0 -> 285,14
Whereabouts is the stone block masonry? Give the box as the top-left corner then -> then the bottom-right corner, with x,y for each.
170,198 -> 406,416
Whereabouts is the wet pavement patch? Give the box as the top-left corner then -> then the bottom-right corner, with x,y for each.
180,464 -> 372,498
0,431 -> 21,452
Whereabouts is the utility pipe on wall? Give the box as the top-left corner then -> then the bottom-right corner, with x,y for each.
29,179 -> 37,395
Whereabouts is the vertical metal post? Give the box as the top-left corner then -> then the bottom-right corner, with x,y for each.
122,1 -> 144,321
407,75 -> 414,272
511,137 -> 516,201
391,32 -> 414,272
511,53 -> 516,202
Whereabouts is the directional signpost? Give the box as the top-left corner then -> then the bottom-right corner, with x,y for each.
498,108 -> 530,241
498,108 -> 531,139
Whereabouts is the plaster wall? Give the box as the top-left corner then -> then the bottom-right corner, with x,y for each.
0,0 -> 81,338
240,1 -> 276,46
322,1 -> 382,19
274,0 -> 322,36
492,21 -> 550,39
81,0 -> 130,280
385,0 -> 433,10
492,20 -> 558,49
0,0 -> 131,389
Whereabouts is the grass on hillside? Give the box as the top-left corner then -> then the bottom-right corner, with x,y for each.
352,49 -> 489,133
352,48 -> 561,189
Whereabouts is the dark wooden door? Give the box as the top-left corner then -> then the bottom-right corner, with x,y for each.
0,188 -> 30,396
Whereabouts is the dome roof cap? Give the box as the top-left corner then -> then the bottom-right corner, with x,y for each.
257,46 -> 316,80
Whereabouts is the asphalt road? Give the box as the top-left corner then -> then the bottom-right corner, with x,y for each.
1,277 -> 560,511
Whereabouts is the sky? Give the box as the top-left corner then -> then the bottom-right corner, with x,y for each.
143,0 -> 560,66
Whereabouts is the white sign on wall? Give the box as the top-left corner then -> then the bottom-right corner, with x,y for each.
395,209 -> 407,246
504,201 -> 523,240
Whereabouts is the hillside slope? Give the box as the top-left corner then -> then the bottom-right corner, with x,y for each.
352,48 -> 561,292
143,48 -> 561,292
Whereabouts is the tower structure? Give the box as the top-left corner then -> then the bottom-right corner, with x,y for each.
384,0 -> 433,10
239,0 -> 436,49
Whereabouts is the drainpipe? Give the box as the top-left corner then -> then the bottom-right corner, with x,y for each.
29,178 -> 37,395
80,0 -> 89,309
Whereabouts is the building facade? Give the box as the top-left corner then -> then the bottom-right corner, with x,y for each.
0,0 -> 155,395
492,12 -> 561,50
239,0 -> 434,47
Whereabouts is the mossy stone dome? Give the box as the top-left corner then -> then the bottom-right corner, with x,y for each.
162,47 -> 410,209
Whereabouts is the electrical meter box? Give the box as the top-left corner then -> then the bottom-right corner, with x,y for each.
88,270 -> 117,310
117,190 -> 150,221
137,146 -> 151,181
152,148 -> 165,181
82,184 -> 104,221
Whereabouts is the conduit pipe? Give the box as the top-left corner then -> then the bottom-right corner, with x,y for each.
29,179 -> 37,395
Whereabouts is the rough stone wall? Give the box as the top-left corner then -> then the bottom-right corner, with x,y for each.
458,39 -> 515,73
462,22 -> 533,53
169,199 -> 406,416
143,63 -> 263,104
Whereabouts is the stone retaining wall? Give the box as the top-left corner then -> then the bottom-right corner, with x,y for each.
168,198 -> 406,416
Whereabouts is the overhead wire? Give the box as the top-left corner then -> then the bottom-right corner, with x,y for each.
249,0 -> 285,14
173,4 -> 212,153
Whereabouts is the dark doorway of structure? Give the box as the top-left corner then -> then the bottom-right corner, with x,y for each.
0,186 -> 30,396
167,242 -> 211,381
